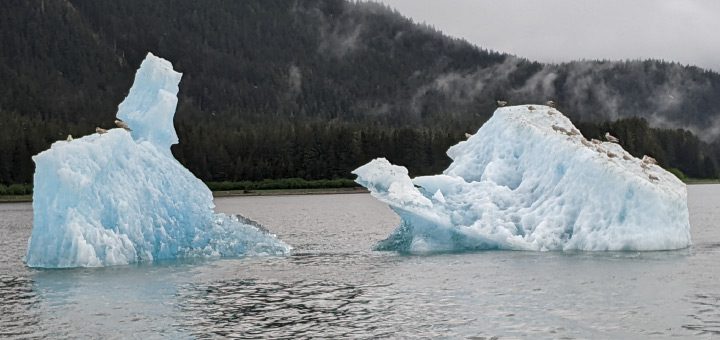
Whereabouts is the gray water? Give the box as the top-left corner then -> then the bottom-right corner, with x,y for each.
1,185 -> 719,339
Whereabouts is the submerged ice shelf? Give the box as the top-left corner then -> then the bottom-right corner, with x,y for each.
354,105 -> 691,253
26,53 -> 290,268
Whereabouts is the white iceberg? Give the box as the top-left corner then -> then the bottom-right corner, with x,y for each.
354,105 -> 691,253
26,53 -> 290,268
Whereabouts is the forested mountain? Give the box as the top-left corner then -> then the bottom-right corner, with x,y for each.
1,0 -> 719,186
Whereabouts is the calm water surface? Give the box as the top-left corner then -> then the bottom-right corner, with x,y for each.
1,185 -> 719,339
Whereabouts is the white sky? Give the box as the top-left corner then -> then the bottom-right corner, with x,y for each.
378,0 -> 720,71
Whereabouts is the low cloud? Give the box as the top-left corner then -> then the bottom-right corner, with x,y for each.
287,65 -> 302,96
410,58 -> 720,141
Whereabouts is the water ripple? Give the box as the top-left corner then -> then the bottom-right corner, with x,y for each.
684,293 -> 720,335
0,275 -> 47,339
176,279 -> 394,339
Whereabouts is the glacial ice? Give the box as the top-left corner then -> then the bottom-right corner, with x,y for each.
354,105 -> 691,253
26,53 -> 290,268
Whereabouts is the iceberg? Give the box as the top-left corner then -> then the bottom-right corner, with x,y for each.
26,53 -> 290,268
354,105 -> 691,253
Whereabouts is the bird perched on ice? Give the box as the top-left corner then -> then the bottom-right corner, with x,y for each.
496,100 -> 508,107
546,100 -> 557,108
648,174 -> 659,182
642,155 -> 657,165
114,119 -> 132,131
551,124 -> 569,134
66,134 -> 73,142
95,127 -> 108,134
528,105 -> 536,111
464,133 -> 473,139
604,132 -> 620,143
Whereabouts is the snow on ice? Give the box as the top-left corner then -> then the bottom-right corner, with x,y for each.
354,105 -> 691,253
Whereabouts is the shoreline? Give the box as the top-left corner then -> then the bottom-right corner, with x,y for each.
212,187 -> 369,197
0,195 -> 32,203
682,179 -> 720,185
0,187 -> 370,203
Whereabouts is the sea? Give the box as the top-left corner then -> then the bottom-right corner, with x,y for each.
1,185 -> 719,339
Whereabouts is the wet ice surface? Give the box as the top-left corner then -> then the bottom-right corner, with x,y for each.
28,54 -> 289,268
354,105 -> 690,252
1,186 -> 720,338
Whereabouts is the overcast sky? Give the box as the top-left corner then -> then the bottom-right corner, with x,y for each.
378,0 -> 719,71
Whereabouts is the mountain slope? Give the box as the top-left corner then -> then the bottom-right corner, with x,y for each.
0,0 -> 718,184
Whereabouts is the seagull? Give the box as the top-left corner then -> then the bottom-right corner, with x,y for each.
649,174 -> 659,181
591,138 -> 601,144
568,128 -> 581,136
66,134 -> 73,142
528,105 -> 536,111
496,100 -> 508,107
552,124 -> 569,134
580,138 -> 593,147
96,127 -> 108,134
606,151 -> 617,158
642,155 -> 657,165
546,100 -> 557,108
604,132 -> 620,143
114,119 -> 132,131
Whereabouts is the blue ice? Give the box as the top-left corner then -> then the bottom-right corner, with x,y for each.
26,53 -> 290,268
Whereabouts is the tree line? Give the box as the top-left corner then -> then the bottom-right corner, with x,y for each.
1,111 -> 716,187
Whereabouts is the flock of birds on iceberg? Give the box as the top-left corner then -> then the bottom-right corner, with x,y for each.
354,102 -> 690,253
65,119 -> 132,142
494,99 -> 662,183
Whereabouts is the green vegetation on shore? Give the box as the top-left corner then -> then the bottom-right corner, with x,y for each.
0,185 -> 371,203
205,178 -> 358,191
212,187 -> 367,198
0,195 -> 32,203
0,183 -> 32,196
0,179 -> 362,202
682,178 -> 720,184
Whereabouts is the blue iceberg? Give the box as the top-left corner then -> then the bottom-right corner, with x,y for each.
354,105 -> 691,253
26,53 -> 290,268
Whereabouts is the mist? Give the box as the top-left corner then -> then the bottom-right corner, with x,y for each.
378,0 -> 720,72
